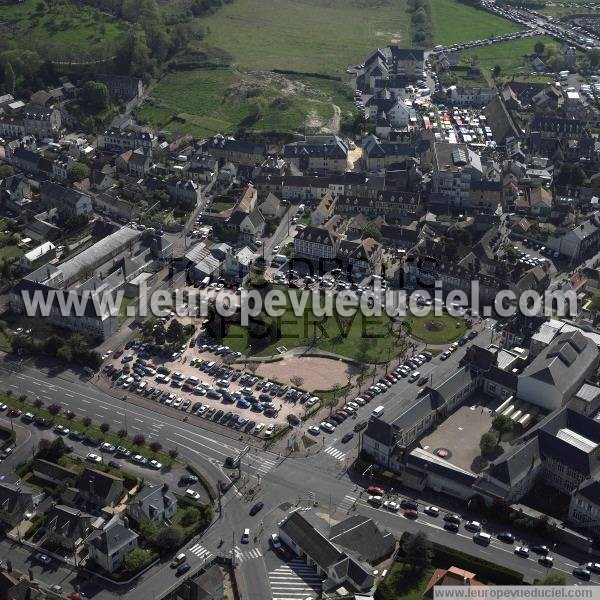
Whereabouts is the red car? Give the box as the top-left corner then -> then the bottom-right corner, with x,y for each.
404,509 -> 418,519
337,410 -> 349,419
367,485 -> 384,496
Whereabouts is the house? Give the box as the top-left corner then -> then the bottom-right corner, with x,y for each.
517,330 -> 599,411
336,191 -> 421,221
32,458 -> 77,486
294,225 -> 340,262
278,510 -> 375,592
227,209 -> 265,242
0,482 -> 33,528
258,192 -> 283,220
431,143 -> 484,208
0,105 -> 62,138
569,479 -> 600,537
225,246 -> 257,281
173,565 -> 225,600
39,181 -> 92,220
0,572 -> 46,600
361,135 -> 416,172
547,213 -> 600,262
78,468 -> 124,508
18,241 -> 56,271
199,134 -> 267,166
87,515 -> 139,574
0,173 -> 32,213
283,136 -> 348,174
97,75 -> 144,100
336,237 -> 382,276
423,566 -> 485,598
166,179 -> 202,206
127,148 -> 153,178
98,128 -> 155,154
127,483 -> 177,525
189,154 -> 219,183
44,505 -> 93,551
450,87 -> 496,107
559,45 -> 577,68
311,191 -> 336,226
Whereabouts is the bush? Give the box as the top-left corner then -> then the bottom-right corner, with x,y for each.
179,507 -> 200,528
124,548 -> 154,573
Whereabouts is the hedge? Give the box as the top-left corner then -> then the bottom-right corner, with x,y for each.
24,515 -> 47,540
0,424 -> 15,451
186,464 -> 216,503
400,532 -> 523,585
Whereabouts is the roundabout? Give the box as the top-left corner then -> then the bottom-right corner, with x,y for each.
404,313 -> 467,345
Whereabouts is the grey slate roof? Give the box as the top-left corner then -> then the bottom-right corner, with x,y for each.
88,517 -> 138,555
329,515 -> 395,565
279,510 -> 342,569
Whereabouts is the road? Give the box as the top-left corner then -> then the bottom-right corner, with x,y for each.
1,346 -> 597,598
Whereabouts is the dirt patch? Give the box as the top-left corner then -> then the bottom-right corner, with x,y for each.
425,321 -> 444,332
255,356 -> 352,392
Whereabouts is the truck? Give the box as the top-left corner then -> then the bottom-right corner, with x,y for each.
200,276 -> 210,288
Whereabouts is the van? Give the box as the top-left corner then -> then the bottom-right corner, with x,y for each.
200,276 -> 210,289
171,553 -> 186,568
473,532 -> 491,545
372,405 -> 385,418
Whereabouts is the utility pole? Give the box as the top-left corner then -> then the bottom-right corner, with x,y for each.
231,530 -> 236,568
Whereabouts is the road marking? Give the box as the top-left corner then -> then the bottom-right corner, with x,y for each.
65,393 -> 74,398
324,446 -> 346,461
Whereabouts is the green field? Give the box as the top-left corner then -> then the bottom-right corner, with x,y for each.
137,68 -> 348,137
0,245 -> 23,261
220,292 -> 402,363
0,0 -> 126,58
455,36 -> 561,83
404,313 -> 466,345
200,0 -> 411,75
430,0 -> 520,45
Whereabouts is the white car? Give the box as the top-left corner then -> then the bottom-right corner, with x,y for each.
54,425 -> 69,435
185,489 -> 201,500
307,425 -> 320,436
149,459 -> 162,470
306,397 -> 319,407
320,421 -> 335,433
86,453 -> 102,464
514,546 -> 529,558
241,528 -> 250,543
424,505 -> 439,516
0,403 -> 8,411
383,500 -> 400,512
253,423 -> 265,434
408,371 -> 421,383
264,425 -> 275,438
465,520 -> 482,532
270,533 -> 282,549
100,442 -> 116,453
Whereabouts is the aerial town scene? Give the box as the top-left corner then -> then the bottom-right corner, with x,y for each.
0,0 -> 599,598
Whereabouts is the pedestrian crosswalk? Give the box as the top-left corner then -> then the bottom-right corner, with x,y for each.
188,543 -> 213,562
339,493 -> 357,512
268,558 -> 323,599
233,545 -> 263,562
324,445 -> 346,461
243,455 -> 278,475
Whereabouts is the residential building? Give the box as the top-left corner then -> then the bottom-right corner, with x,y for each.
88,515 -> 139,574
44,505 -> 93,552
166,178 -> 202,206
431,143 -> 484,208
18,241 -> 56,271
450,87 -> 496,107
361,135 -> 416,171
569,479 -> 600,537
311,191 -> 336,226
283,136 -> 348,174
423,567 -> 485,598
39,181 -> 92,220
127,483 -> 177,525
98,75 -> 144,100
77,468 -> 124,508
294,224 -> 341,262
547,213 -> 600,262
278,510 -> 375,592
98,128 -> 155,154
172,565 -> 225,600
227,209 -> 265,242
32,458 -> 77,487
0,482 -> 33,528
198,134 -> 267,166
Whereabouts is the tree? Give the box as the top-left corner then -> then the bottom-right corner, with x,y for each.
56,345 -> 72,363
81,81 -> 109,112
534,41 -> 545,55
0,164 -> 14,178
589,48 -> 600,69
138,517 -> 159,541
3,62 -> 15,95
156,526 -> 182,552
289,375 -> 304,389
33,398 -> 43,409
179,507 -> 200,527
47,403 -> 61,416
124,548 -> 153,572
149,441 -> 162,453
37,437 -> 66,463
591,293 -> 600,312
117,428 -> 128,438
492,414 -> 513,441
68,162 -> 91,183
168,448 -> 178,461
492,65 -> 501,79
538,573 -> 566,585
82,416 -> 92,428
166,319 -> 185,345
133,434 -> 146,446
479,432 -> 497,456
403,531 -> 432,573
100,423 -> 110,435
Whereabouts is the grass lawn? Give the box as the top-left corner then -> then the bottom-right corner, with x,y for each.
119,295 -> 139,325
404,313 -> 466,345
430,0 -> 520,45
0,329 -> 12,353
0,245 -> 23,261
377,564 -> 434,600
455,36 -> 561,83
222,291 -> 401,362
137,67 -> 338,136
0,0 -> 126,57
200,0 -> 411,75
